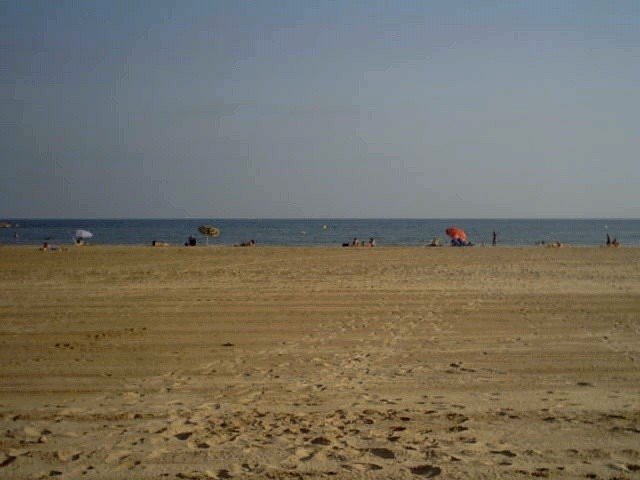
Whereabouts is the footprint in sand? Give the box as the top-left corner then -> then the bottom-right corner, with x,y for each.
56,449 -> 82,462
290,447 -> 315,462
490,449 -> 517,458
0,452 -> 16,467
348,462 -> 383,471
368,447 -> 395,459
310,436 -> 331,446
104,449 -> 131,463
176,471 -> 218,479
409,464 -> 442,477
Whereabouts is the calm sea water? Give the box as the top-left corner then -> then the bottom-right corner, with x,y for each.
1,219 -> 639,247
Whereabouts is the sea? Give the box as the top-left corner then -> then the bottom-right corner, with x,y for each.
1,219 -> 639,247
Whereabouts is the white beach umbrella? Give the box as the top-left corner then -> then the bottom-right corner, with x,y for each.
74,229 -> 93,239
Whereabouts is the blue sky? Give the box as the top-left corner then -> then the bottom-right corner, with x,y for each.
2,0 -> 639,218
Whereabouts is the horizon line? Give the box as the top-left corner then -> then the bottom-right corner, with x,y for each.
3,217 -> 640,221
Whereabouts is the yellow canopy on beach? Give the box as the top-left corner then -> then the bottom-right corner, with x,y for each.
198,225 -> 220,237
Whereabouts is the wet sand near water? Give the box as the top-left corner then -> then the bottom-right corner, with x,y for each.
0,246 -> 639,479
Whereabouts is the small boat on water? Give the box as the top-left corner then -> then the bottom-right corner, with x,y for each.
0,221 -> 13,228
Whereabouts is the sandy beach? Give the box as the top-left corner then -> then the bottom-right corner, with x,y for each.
0,245 -> 639,479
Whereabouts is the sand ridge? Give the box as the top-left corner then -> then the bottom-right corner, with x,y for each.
0,246 -> 639,479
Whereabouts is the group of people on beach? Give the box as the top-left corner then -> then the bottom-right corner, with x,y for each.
34,229 -> 624,249
606,233 -> 620,247
450,237 -> 473,247
184,236 -> 257,247
39,242 -> 64,252
235,239 -> 256,247
343,237 -> 376,247
535,240 -> 564,248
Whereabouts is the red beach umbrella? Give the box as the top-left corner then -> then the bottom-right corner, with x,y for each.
445,227 -> 468,241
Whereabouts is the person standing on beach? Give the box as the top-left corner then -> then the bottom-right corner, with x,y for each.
492,231 -> 497,246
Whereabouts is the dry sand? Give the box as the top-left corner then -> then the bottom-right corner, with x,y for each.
0,245 -> 639,479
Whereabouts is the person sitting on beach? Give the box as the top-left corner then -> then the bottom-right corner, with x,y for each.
236,239 -> 256,247
351,237 -> 358,247
612,237 -> 620,247
185,236 -> 197,247
40,242 -> 63,252
451,237 -> 473,247
428,237 -> 441,247
368,238 -> 376,247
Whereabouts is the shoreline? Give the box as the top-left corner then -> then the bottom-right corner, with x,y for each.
2,219 -> 636,249
3,243 -> 637,249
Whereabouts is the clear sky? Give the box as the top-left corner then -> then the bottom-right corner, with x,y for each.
2,0 -> 639,218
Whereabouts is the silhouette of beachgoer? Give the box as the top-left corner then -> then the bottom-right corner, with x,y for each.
606,233 -> 611,246
492,231 -> 497,246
